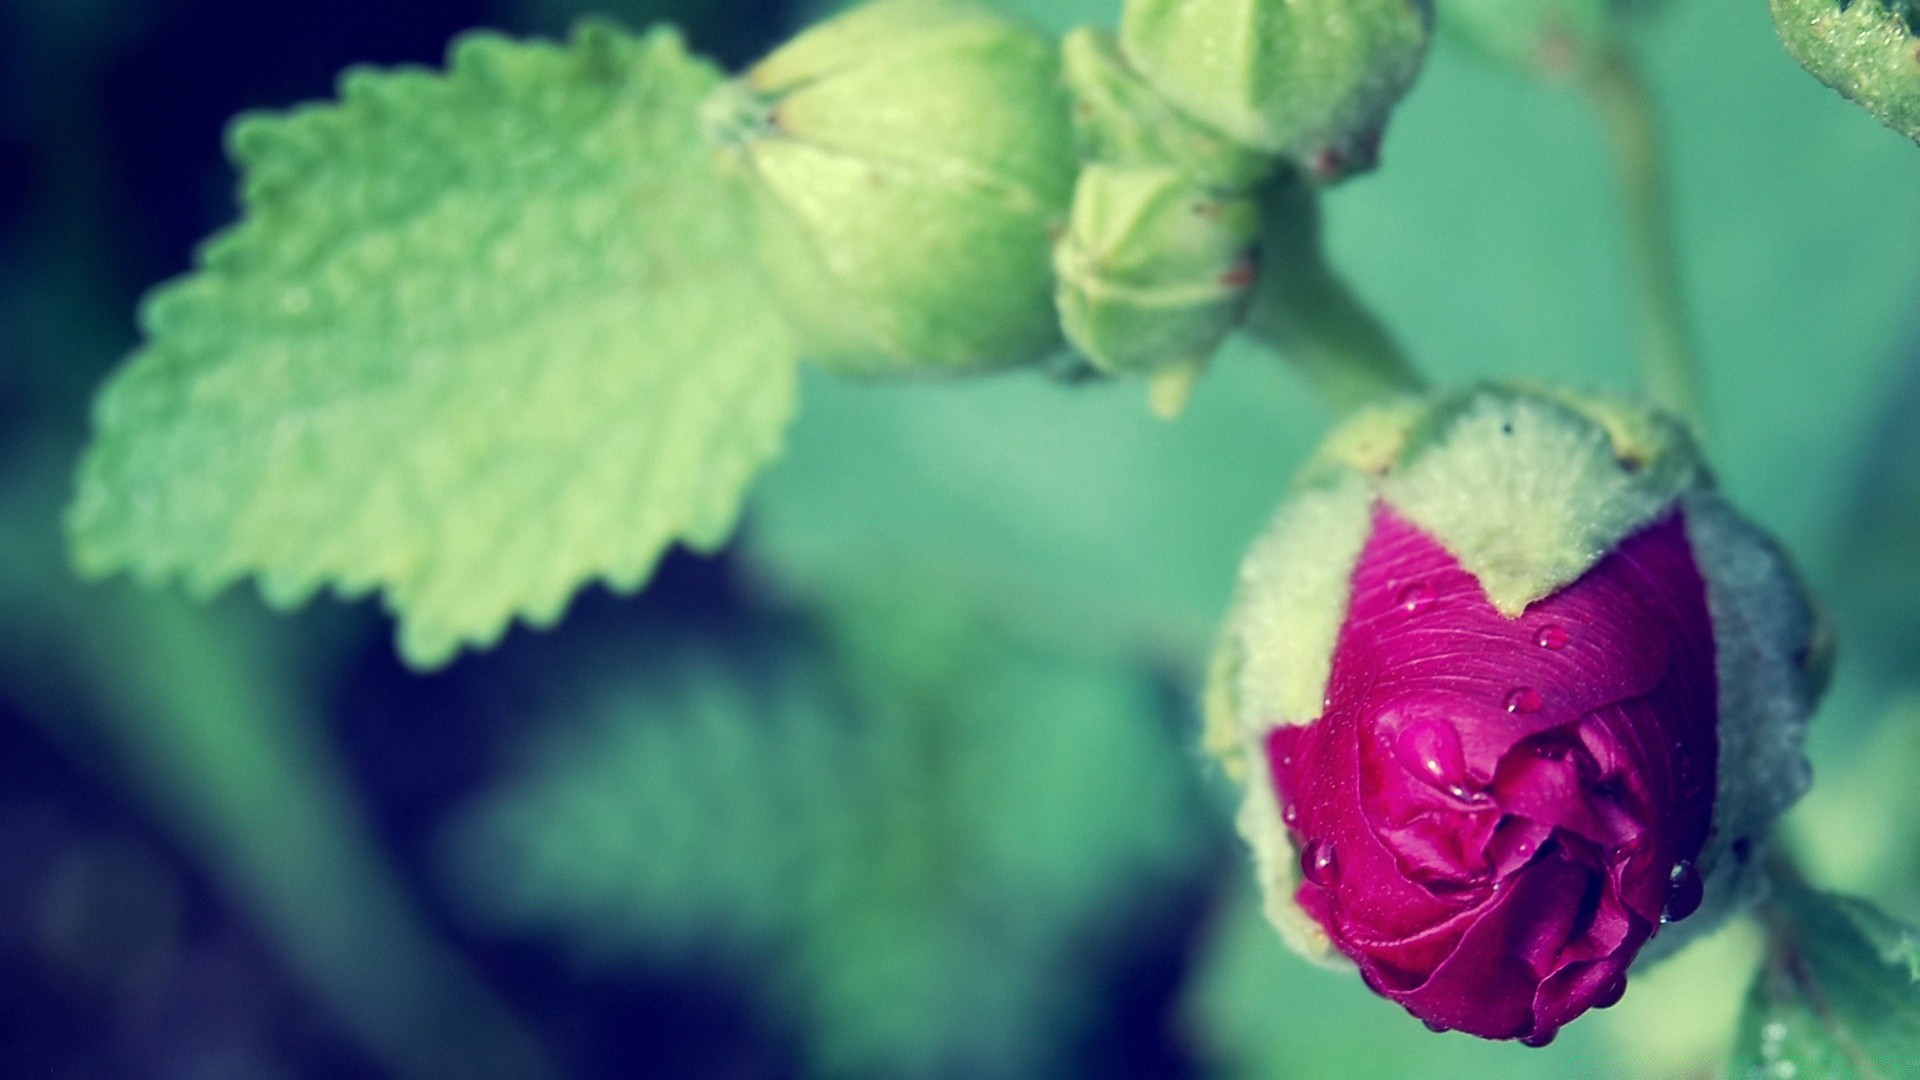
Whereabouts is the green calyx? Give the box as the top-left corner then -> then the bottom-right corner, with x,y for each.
1117,0 -> 1434,171
1772,0 -> 1920,145
1053,164 -> 1260,414
705,0 -> 1077,375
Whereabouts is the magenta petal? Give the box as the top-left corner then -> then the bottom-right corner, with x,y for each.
1269,505 -> 1717,1041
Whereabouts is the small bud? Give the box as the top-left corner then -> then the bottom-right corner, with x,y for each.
706,0 -> 1077,374
1207,386 -> 1825,1042
1052,164 -> 1259,403
1059,28 -> 1271,192
1118,0 -> 1434,167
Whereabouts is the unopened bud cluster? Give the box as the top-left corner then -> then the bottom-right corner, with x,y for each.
702,0 -> 1433,392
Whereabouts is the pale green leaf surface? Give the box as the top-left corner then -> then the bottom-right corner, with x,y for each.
745,0 -> 1920,667
1733,881 -> 1920,1077
443,597 -> 1214,1077
67,24 -> 797,667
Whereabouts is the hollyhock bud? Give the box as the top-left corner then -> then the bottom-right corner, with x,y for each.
1058,28 -> 1272,192
1206,386 -> 1827,1044
704,0 -> 1077,375
1117,0 -> 1434,172
1051,164 -> 1259,410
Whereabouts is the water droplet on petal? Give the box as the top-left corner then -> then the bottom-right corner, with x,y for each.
1281,801 -> 1299,826
1394,717 -> 1467,792
1422,1019 -> 1448,1033
1663,860 -> 1704,923
1521,1030 -> 1556,1049
1396,583 -> 1436,615
1506,687 -> 1543,714
1535,625 -> 1570,650
1300,838 -> 1339,887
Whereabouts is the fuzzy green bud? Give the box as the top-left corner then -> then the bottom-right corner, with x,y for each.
1053,164 -> 1259,414
1059,28 -> 1271,191
1770,0 -> 1920,146
1118,0 -> 1434,174
706,0 -> 1078,375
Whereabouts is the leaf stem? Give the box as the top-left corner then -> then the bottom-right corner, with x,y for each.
1242,175 -> 1426,413
1583,45 -> 1703,427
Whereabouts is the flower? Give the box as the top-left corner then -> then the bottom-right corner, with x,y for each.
1206,386 -> 1827,1043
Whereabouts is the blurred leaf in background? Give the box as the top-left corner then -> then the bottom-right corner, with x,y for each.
443,590 -> 1222,1077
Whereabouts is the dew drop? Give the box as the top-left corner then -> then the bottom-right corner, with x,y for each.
1505,687 -> 1543,714
1300,838 -> 1340,887
1535,625 -> 1570,650
1662,860 -> 1704,924
1395,582 -> 1436,615
1422,1019 -> 1448,1033
1394,717 -> 1467,792
1521,1030 -> 1556,1049
1281,801 -> 1300,827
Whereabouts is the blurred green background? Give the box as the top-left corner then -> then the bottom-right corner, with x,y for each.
4,0 -> 1920,1076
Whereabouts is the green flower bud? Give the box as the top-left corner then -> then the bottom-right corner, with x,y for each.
1053,164 -> 1259,415
705,0 -> 1078,375
1771,0 -> 1920,146
1059,28 -> 1271,192
1118,0 -> 1434,171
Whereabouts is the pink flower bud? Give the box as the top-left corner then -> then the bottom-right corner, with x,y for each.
1208,387 -> 1826,1044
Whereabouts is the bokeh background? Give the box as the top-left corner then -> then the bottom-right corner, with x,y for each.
5,0 -> 1920,1076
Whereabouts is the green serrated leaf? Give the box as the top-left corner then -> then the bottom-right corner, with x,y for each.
1732,878 -> 1920,1078
66,23 -> 798,667
1772,0 -> 1920,144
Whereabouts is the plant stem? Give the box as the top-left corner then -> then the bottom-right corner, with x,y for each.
1243,176 -> 1425,414
1584,45 -> 1703,427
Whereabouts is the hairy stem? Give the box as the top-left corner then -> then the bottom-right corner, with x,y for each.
1585,45 -> 1703,427
1243,175 -> 1425,413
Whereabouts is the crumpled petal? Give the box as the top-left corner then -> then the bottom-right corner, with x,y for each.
1268,505 -> 1717,1041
